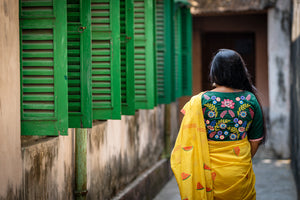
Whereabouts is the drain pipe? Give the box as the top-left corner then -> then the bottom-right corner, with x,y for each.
75,128 -> 88,200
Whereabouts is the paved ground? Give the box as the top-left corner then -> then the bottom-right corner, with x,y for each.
154,157 -> 298,200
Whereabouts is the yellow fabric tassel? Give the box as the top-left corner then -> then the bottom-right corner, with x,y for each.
171,93 -> 256,200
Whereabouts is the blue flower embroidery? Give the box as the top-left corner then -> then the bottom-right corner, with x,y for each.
215,135 -> 219,139
217,131 -> 222,135
211,96 -> 216,100
220,123 -> 227,129
240,111 -> 247,118
234,123 -> 239,128
241,96 -> 246,100
230,133 -> 237,140
239,100 -> 244,104
233,118 -> 239,123
212,100 -> 217,105
208,111 -> 215,118
224,131 -> 229,135
210,120 -> 216,126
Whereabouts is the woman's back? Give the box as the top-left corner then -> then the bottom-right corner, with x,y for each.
202,91 -> 263,142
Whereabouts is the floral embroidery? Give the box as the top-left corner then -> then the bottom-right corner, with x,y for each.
240,111 -> 247,118
220,123 -> 227,129
221,99 -> 235,109
208,111 -> 215,118
238,127 -> 245,132
230,133 -> 237,140
203,93 -> 257,141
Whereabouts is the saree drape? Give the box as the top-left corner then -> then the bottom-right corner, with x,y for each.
170,93 -> 256,200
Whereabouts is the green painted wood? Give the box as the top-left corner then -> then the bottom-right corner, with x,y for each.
156,0 -> 173,104
91,0 -> 121,120
181,7 -> 192,96
67,0 -> 92,128
174,5 -> 182,98
20,0 -> 68,136
120,0 -> 135,115
134,0 -> 155,109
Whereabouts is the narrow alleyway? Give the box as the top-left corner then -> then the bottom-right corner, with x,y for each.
154,149 -> 298,200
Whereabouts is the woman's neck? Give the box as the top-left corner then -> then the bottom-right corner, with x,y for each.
211,85 -> 243,93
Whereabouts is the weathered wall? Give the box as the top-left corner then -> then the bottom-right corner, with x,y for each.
0,0 -> 23,199
267,0 -> 291,158
87,105 -> 166,199
21,130 -> 75,200
290,0 -> 300,197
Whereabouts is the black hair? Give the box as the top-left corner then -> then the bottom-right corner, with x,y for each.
209,49 -> 266,143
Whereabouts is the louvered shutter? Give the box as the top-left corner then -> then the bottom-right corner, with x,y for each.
156,0 -> 173,104
120,0 -> 135,115
174,6 -> 182,98
20,0 -> 68,135
67,0 -> 92,127
91,0 -> 121,119
134,0 -> 156,109
181,7 -> 192,96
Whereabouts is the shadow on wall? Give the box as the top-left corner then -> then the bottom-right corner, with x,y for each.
290,34 -> 300,199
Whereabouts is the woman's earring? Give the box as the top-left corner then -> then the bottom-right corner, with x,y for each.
212,83 -> 216,87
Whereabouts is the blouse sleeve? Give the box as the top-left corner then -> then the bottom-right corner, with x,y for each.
248,98 -> 264,141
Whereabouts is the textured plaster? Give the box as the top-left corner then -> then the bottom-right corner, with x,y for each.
87,105 -> 167,199
0,0 -> 22,199
21,129 -> 74,200
267,0 -> 291,158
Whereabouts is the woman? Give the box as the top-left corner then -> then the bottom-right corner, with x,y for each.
171,49 -> 265,200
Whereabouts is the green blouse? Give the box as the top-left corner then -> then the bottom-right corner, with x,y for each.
201,91 -> 264,141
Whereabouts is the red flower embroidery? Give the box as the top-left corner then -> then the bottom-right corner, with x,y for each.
221,99 -> 235,109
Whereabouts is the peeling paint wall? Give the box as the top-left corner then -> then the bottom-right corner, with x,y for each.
0,0 -> 23,199
267,0 -> 291,158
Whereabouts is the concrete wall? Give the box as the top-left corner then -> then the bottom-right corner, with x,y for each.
290,0 -> 300,197
268,0 -> 291,158
0,0 -> 23,199
18,103 -> 178,200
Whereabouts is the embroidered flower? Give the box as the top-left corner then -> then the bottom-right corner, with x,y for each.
221,99 -> 235,109
230,133 -> 237,140
224,131 -> 229,135
238,120 -> 243,125
216,97 -> 221,102
207,125 -> 214,131
234,123 -> 239,128
212,100 -> 217,105
238,127 -> 245,132
210,120 -> 216,126
239,100 -> 244,104
220,123 -> 227,129
211,96 -> 216,100
235,97 -> 241,101
208,111 -> 216,118
206,120 -> 210,124
233,118 -> 239,123
241,96 -> 246,100
217,131 -> 222,135
240,111 -> 247,118
220,135 -> 225,140
215,135 -> 219,139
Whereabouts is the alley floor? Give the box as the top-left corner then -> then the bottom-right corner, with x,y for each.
154,152 -> 298,200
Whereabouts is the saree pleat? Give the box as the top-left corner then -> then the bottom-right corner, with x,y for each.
171,93 -> 256,200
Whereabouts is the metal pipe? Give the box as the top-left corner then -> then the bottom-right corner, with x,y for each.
75,128 -> 88,200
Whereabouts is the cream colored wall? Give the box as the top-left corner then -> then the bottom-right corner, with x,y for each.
0,0 -> 22,198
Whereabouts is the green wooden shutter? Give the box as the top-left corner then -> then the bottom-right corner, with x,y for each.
120,0 -> 135,115
67,0 -> 92,128
174,6 -> 182,98
91,0 -> 121,119
181,7 -> 192,96
156,0 -> 173,104
134,0 -> 156,109
20,0 -> 68,136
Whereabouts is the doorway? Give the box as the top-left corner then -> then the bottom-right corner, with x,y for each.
201,32 -> 256,91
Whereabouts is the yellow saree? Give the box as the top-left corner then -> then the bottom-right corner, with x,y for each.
170,93 -> 256,200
